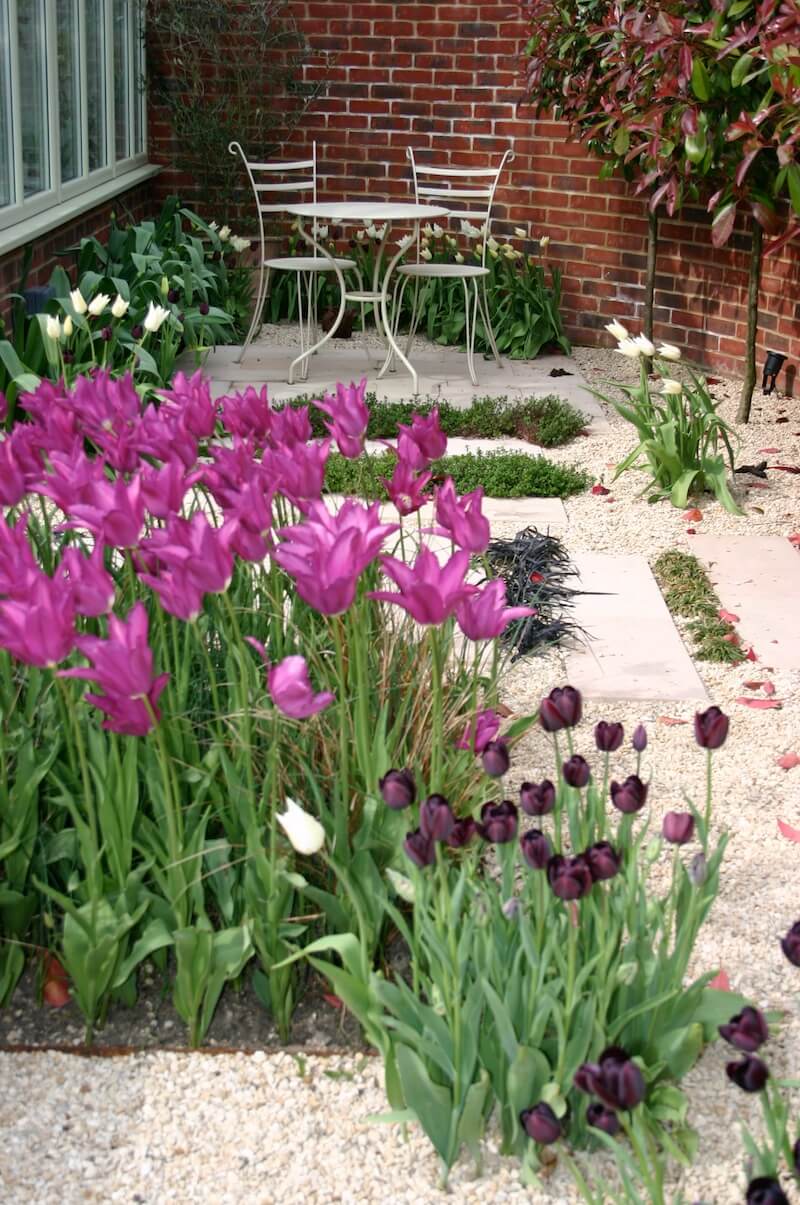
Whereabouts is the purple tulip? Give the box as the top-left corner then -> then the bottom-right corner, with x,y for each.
221,385 -> 272,447
265,438 -> 332,506
662,811 -> 695,845
719,1007 -> 769,1053
396,407 -> 447,469
781,920 -> 800,966
446,817 -> 477,848
419,795 -> 455,842
520,1102 -> 561,1145
520,828 -> 551,869
59,545 -> 115,617
793,1136 -> 800,1175
539,685 -> 582,732
369,545 -> 476,625
380,458 -> 432,517
198,301 -> 210,316
456,708 -> 501,755
168,288 -> 180,303
694,705 -> 729,750
0,514 -> 40,599
586,1103 -> 620,1136
584,841 -> 621,882
432,478 -> 490,553
610,774 -> 648,814
563,755 -> 590,789
632,723 -> 647,752
404,827 -> 436,868
594,721 -> 624,752
746,1179 -> 789,1205
456,578 -> 534,641
100,325 -> 113,342
140,458 -> 200,520
0,434 -> 28,507
131,323 -> 143,339
726,1055 -> 769,1093
478,800 -> 518,844
313,377 -> 369,460
140,513 -> 237,616
244,644 -> 335,719
161,370 -> 217,440
0,573 -> 76,668
519,779 -> 555,816
269,403 -> 312,448
481,739 -> 510,778
547,854 -> 593,900
574,1046 -> 646,1110
379,769 -> 416,810
64,473 -> 145,548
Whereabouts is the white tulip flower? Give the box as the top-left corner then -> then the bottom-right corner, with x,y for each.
143,301 -> 170,334
514,226 -> 527,239
420,247 -> 433,261
605,320 -> 629,341
421,223 -> 433,237
539,235 -> 551,249
658,343 -> 681,361
616,337 -> 643,358
446,235 -> 457,247
230,235 -> 251,253
69,288 -> 88,315
489,247 -> 499,259
459,220 -> 482,239
487,236 -> 499,252
396,234 -> 414,252
111,295 -> 130,319
45,315 -> 62,341
209,220 -> 219,231
87,293 -> 111,317
375,224 -> 387,241
660,378 -> 683,395
277,798 -> 326,855
312,224 -> 328,240
386,868 -> 415,904
454,251 -> 464,264
355,229 -> 366,241
633,334 -> 656,357
63,315 -> 74,338
218,225 -> 231,241
432,223 -> 444,238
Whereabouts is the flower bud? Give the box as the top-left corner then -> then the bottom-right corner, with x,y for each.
419,794 -> 455,842
62,315 -> 74,337
616,962 -> 638,986
199,301 -> 210,316
379,768 -> 416,810
539,685 -> 582,732
385,868 -> 415,903
481,739 -> 510,778
445,817 -> 477,848
688,851 -> 707,886
594,721 -> 624,752
644,838 -> 662,864
478,800 -> 518,844
719,1007 -> 769,1053
662,811 -> 694,845
746,1179 -> 789,1205
276,798 -> 325,855
586,1103 -> 620,1136
726,1054 -> 769,1093
168,288 -> 180,303
584,841 -> 621,882
131,323 -> 144,339
780,919 -> 800,967
519,779 -> 555,816
520,828 -> 551,870
519,1102 -> 561,1145
632,723 -> 647,752
562,755 -> 590,788
694,705 -> 729,750
100,325 -> 113,342
547,854 -> 592,900
610,774 -> 648,814
502,897 -> 521,921
404,827 -> 436,868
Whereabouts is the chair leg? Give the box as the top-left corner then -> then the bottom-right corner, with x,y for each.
404,276 -> 422,359
295,271 -> 309,383
478,278 -> 502,366
462,277 -> 479,387
351,265 -> 368,363
237,261 -> 267,364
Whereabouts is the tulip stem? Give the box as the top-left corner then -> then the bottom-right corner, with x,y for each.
428,628 -> 444,794
556,911 -> 579,1085
703,749 -> 713,846
57,679 -> 101,896
331,617 -> 352,859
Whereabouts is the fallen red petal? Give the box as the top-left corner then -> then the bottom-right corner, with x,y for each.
735,696 -> 782,709
745,646 -> 758,661
43,979 -> 71,1008
788,534 -> 800,546
530,571 -> 544,583
777,819 -> 800,843
686,527 -> 696,535
757,447 -> 781,453
591,483 -> 610,496
657,715 -> 688,726
323,993 -> 345,1009
747,481 -> 770,489
770,464 -> 800,473
683,508 -> 703,522
718,609 -> 740,623
709,969 -> 731,991
777,752 -> 800,771
742,680 -> 763,690
721,632 -> 740,644
762,680 -> 776,696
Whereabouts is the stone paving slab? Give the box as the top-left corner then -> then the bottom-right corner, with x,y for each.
691,534 -> 800,670
566,552 -> 709,702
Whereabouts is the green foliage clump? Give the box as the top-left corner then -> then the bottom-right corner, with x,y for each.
654,549 -> 746,663
324,450 -> 589,500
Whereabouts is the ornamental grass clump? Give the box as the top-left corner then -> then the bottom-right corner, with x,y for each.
282,690 -> 741,1198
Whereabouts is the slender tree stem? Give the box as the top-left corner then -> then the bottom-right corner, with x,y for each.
736,219 -> 763,424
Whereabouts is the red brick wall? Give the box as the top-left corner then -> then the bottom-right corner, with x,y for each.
162,0 -> 795,382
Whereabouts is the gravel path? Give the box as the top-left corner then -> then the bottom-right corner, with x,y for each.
2,345 -> 799,1203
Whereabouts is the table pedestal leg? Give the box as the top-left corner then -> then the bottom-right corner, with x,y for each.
288,222 -> 347,386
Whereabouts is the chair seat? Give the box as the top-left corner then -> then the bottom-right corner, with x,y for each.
397,262 -> 490,279
264,255 -> 357,272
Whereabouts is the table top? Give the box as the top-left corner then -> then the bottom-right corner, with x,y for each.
287,202 -> 450,222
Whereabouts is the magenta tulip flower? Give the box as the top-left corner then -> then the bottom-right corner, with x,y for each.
0,514 -> 39,600
396,407 -> 447,469
221,385 -> 272,447
160,370 -> 217,439
0,572 -> 76,668
456,578 -> 534,640
134,402 -> 199,470
380,458 -> 432,517
264,439 -> 331,506
64,473 -> 145,549
59,602 -> 169,735
140,513 -> 236,596
268,403 -> 313,448
140,458 -> 201,520
36,446 -> 105,514
432,478 -> 490,553
59,544 -> 115,617
203,438 -> 259,509
0,435 -> 27,507
368,545 -> 476,625
456,707 -> 501,754
313,378 -> 369,459
247,640 -> 335,719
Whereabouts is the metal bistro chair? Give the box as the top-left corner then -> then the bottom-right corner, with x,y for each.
390,146 -> 514,385
229,141 -> 363,376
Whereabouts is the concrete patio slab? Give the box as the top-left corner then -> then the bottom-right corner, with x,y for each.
566,552 -> 709,702
691,535 -> 800,670
325,494 -> 568,531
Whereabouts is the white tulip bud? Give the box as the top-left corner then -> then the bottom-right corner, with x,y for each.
277,798 -> 326,855
69,288 -> 88,315
658,343 -> 682,361
420,247 -> 432,261
45,315 -> 62,341
616,337 -> 643,359
633,334 -> 656,356
539,235 -> 551,249
605,320 -> 629,341
218,225 -> 231,241
661,378 -> 683,395
386,868 -> 415,904
514,226 -> 527,239
143,301 -> 170,333
454,251 -> 464,264
111,294 -> 130,319
62,315 -> 74,337
87,292 -> 111,317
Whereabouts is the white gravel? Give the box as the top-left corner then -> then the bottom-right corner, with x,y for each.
1,345 -> 799,1203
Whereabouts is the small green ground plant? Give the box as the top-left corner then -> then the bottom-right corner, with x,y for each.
654,550 -> 746,663
324,450 -> 589,500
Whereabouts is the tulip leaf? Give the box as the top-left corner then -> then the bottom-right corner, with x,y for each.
364,1109 -> 417,1126
111,917 -> 173,989
693,986 -> 751,1036
395,1043 -> 454,1166
456,1070 -> 491,1164
506,1046 -> 550,1124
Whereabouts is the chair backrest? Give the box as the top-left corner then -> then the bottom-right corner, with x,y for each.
406,146 -> 515,267
229,141 -> 320,259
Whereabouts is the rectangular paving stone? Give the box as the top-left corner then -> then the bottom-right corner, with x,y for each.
565,552 -> 709,701
692,534 -> 800,670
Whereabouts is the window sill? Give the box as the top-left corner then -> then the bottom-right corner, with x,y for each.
0,164 -> 162,259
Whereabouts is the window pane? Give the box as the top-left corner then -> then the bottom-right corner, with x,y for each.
17,0 -> 49,197
133,2 -> 143,155
113,0 -> 129,161
0,0 -> 13,207
86,0 -> 107,171
57,0 -> 81,182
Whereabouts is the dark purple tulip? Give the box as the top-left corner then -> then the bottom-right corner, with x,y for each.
131,323 -> 144,339
746,1178 -> 789,1205
198,301 -> 210,316
610,774 -> 648,814
379,768 -> 416,810
539,685 -> 582,732
478,800 -> 518,844
726,1055 -> 769,1093
481,739 -> 510,778
547,854 -> 593,901
419,794 -> 455,842
694,705 -> 729,750
446,817 -> 477,848
595,721 -> 624,752
780,919 -> 800,967
585,841 -> 621,882
519,779 -> 555,816
563,755 -> 590,789
632,723 -> 647,752
100,325 -> 113,342
662,811 -> 694,845
574,1046 -> 646,1110
793,1136 -> 800,1175
404,828 -> 436,868
168,288 -> 180,303
586,1103 -> 620,1136
719,1007 -> 769,1053
520,1102 -> 561,1145
62,350 -> 75,364
520,829 -> 551,870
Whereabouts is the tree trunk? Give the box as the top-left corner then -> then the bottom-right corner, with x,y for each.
644,207 -> 658,345
736,220 -> 763,424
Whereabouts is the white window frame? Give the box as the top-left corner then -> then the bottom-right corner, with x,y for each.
0,0 -> 159,256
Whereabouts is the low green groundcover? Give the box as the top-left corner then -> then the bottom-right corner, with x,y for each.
324,450 -> 590,500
